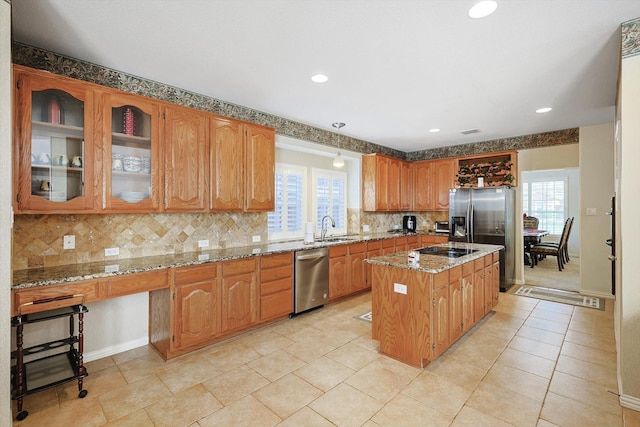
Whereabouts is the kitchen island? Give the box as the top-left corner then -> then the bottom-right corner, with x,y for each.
366,242 -> 502,368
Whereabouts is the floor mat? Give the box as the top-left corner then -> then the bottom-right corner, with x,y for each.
512,285 -> 605,310
354,310 -> 372,322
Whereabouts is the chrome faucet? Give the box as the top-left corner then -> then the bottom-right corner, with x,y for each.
321,215 -> 335,241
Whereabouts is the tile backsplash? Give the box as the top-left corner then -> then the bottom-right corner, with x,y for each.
13,209 -> 447,270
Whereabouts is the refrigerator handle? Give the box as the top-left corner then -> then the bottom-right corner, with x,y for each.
467,203 -> 473,243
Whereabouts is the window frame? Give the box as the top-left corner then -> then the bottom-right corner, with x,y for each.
311,167 -> 348,237
522,177 -> 568,237
267,163 -> 307,241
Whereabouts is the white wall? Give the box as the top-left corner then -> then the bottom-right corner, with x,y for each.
579,123 -> 615,297
619,49 -> 640,409
1,3 -> 13,425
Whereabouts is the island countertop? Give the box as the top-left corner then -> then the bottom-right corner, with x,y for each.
365,242 -> 503,274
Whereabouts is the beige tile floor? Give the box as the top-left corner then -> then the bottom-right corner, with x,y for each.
12,291 -> 640,427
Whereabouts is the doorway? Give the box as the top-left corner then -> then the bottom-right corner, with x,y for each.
521,168 -> 580,292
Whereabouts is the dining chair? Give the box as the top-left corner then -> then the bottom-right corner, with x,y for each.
529,217 -> 572,271
523,215 -> 539,229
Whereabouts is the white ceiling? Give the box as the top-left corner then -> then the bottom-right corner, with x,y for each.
11,0 -> 640,153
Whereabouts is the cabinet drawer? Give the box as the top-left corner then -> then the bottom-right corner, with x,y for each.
222,258 -> 257,276
329,245 -> 348,258
260,290 -> 293,321
261,252 -> 293,269
13,280 -> 99,316
366,240 -> 382,251
406,235 -> 419,248
484,254 -> 493,267
493,252 -> 500,263
348,242 -> 366,254
434,271 -> 449,290
261,265 -> 292,283
474,258 -> 485,271
105,270 -> 168,297
174,263 -> 217,285
261,277 -> 292,296
449,265 -> 462,283
462,261 -> 474,277
382,238 -> 395,249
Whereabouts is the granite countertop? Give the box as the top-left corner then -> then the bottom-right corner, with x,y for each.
365,242 -> 503,274
12,230 -> 447,289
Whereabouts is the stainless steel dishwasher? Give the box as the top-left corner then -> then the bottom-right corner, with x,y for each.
292,247 -> 329,315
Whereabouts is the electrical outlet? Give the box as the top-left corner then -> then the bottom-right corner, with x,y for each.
104,264 -> 120,273
105,247 -> 119,257
63,235 -> 75,250
198,239 -> 209,248
198,253 -> 210,261
252,235 -> 261,243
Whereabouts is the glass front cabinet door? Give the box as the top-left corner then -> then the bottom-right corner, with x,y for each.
102,91 -> 160,212
14,66 -> 95,213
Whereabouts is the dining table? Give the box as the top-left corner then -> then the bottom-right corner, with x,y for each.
523,229 -> 549,265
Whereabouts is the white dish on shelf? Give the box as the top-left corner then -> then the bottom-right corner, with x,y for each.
119,191 -> 148,203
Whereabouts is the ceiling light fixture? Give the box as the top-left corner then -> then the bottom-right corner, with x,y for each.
468,1 -> 498,19
429,128 -> 441,133
332,122 -> 345,168
311,74 -> 329,83
536,107 -> 553,113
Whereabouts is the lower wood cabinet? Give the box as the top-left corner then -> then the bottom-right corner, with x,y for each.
448,266 -> 463,344
259,252 -> 293,321
329,245 -> 349,301
348,242 -> 367,292
461,261 -> 475,334
474,258 -> 486,322
173,264 -> 220,350
365,240 -> 382,288
221,258 -> 258,333
432,271 -> 450,359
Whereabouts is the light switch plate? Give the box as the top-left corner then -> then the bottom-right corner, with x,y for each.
252,235 -> 261,243
105,247 -> 119,256
63,235 -> 75,250
198,239 -> 209,248
586,208 -> 597,216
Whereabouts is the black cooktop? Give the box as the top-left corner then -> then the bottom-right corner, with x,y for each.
418,246 -> 478,258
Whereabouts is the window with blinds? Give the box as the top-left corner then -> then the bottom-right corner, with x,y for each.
267,164 -> 306,240
312,168 -> 347,236
522,179 -> 567,235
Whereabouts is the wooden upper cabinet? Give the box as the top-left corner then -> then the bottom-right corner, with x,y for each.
163,105 -> 208,211
245,123 -> 275,211
400,161 -> 413,210
413,158 -> 455,211
362,153 -> 409,212
100,90 -> 161,212
13,65 -> 96,213
210,117 -> 244,210
210,118 -> 274,212
434,158 -> 456,210
387,157 -> 402,210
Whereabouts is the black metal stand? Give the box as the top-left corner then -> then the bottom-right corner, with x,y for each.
11,304 -> 88,421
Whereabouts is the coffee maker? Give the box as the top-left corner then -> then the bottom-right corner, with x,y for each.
402,215 -> 417,233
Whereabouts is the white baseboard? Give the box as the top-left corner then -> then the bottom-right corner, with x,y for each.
620,393 -> 640,411
84,337 -> 149,362
579,289 -> 614,299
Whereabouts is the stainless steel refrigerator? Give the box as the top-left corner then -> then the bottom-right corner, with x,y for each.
449,186 -> 515,291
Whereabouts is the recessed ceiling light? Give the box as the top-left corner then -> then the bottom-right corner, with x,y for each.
311,74 -> 328,83
429,128 -> 440,133
468,1 -> 498,19
536,107 -> 553,113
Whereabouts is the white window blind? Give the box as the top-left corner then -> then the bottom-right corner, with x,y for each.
522,179 -> 567,235
312,168 -> 347,236
268,164 -> 306,240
